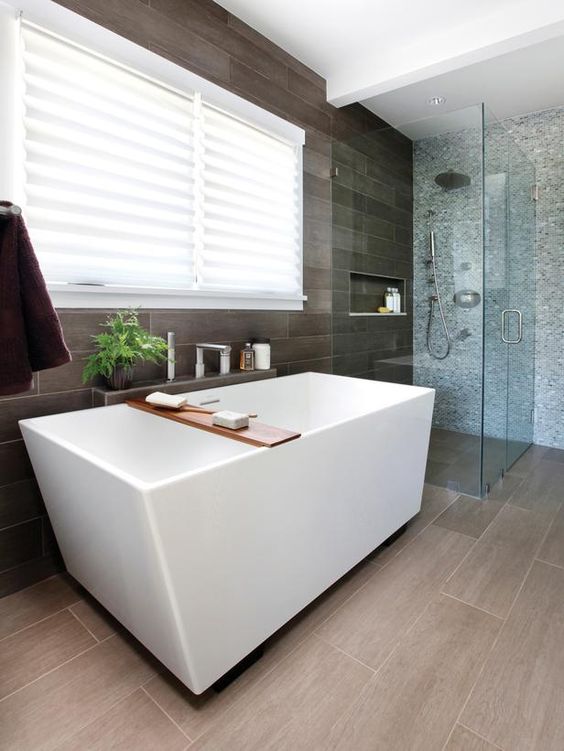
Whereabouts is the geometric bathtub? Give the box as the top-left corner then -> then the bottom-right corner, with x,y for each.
20,372 -> 434,694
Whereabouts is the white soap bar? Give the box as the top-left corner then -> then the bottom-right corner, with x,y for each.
212,410 -> 249,430
146,392 -> 187,409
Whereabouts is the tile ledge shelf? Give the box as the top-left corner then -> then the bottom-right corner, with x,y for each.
93,369 -> 277,406
349,312 -> 407,317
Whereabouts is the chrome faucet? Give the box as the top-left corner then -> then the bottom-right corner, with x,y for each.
166,332 -> 175,382
195,343 -> 231,378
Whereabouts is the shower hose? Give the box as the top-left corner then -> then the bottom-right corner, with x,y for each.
427,226 -> 451,360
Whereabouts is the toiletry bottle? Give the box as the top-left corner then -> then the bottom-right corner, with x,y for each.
394,287 -> 401,313
252,338 -> 271,370
240,342 -> 255,371
384,288 -> 394,311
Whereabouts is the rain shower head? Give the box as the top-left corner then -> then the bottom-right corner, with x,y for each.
434,170 -> 471,191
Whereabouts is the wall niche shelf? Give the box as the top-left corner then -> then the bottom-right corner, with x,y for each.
349,312 -> 407,317
349,271 -> 407,317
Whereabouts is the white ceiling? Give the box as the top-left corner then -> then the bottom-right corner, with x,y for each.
217,0 -> 564,138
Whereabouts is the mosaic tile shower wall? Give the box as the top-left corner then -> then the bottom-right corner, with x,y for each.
413,127 -> 484,435
504,107 -> 564,449
414,114 -> 536,451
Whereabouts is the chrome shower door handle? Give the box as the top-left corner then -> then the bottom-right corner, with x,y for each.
501,309 -> 523,344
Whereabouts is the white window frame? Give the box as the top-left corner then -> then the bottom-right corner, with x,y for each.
0,0 -> 306,310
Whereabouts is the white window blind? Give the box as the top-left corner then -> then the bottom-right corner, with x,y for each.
21,23 -> 196,289
199,103 -> 302,297
18,20 -> 304,305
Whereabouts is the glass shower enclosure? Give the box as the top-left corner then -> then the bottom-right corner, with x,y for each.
331,102 -> 536,498
413,104 -> 536,497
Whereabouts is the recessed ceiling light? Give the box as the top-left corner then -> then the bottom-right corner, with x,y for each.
427,96 -> 446,106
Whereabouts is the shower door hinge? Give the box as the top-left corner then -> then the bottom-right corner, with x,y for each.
330,166 -> 339,179
531,184 -> 539,202
530,408 -> 535,424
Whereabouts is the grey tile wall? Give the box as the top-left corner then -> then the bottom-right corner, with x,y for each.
331,111 -> 414,384
413,126 -> 484,435
503,107 -> 564,449
0,0 -> 412,596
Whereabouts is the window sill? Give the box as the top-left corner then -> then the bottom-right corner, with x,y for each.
48,284 -> 306,311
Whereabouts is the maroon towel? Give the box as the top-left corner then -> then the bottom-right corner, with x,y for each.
0,201 -> 71,395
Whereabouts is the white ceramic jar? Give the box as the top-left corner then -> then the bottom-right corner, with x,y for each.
252,338 -> 271,370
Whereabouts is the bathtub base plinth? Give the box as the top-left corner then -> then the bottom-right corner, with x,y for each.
212,644 -> 265,693
382,522 -> 409,547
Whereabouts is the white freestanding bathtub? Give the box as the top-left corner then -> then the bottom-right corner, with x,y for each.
20,372 -> 434,694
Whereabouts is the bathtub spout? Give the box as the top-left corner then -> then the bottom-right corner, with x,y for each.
195,343 -> 231,378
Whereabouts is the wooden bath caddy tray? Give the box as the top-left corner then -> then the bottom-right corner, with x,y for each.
126,400 -> 301,448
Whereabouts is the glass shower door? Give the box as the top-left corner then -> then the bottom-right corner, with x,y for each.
482,108 -> 536,493
482,109 -> 510,493
505,139 -> 536,467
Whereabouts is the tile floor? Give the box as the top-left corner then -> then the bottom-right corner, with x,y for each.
426,427 -> 530,497
1,444 -> 564,750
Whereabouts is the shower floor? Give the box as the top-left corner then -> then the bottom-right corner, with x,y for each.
426,428 -> 529,496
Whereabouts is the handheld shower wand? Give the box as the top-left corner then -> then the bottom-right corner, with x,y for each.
426,211 -> 451,360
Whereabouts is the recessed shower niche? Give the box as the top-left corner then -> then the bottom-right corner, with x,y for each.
349,272 -> 408,316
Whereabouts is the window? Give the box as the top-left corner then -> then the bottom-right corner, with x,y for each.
1,2 -> 305,309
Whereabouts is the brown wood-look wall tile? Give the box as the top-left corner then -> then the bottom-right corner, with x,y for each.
289,313 -> 331,338
152,0 -> 287,86
271,336 -> 331,364
0,554 -> 65,599
304,172 -> 331,202
149,310 -> 288,344
0,390 -> 92,443
0,480 -> 45,530
288,358 -> 332,375
304,289 -> 331,313
304,241 -> 331,270
57,311 -> 150,352
226,13 -> 326,90
0,519 -> 43,573
303,266 -> 331,291
303,148 -> 330,179
38,356 -> 94,394
0,441 -> 33,486
230,60 -> 331,135
57,0 -> 231,82
288,67 -> 328,108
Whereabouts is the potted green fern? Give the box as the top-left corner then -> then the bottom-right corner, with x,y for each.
82,309 -> 169,390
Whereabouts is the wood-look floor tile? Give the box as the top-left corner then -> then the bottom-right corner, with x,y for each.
462,561 -> 564,750
542,447 -> 564,464
317,525 -> 474,669
188,636 -> 372,750
0,574 -> 81,640
486,472 -> 523,502
371,485 -> 458,564
444,725 -> 501,750
507,445 -> 548,476
144,558 -> 378,741
0,632 -> 158,751
53,688 -> 188,751
329,596 -> 500,751
70,597 -> 119,642
509,460 -> 564,514
0,610 -> 95,699
443,505 -> 550,618
433,495 -> 504,539
537,503 -> 564,569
